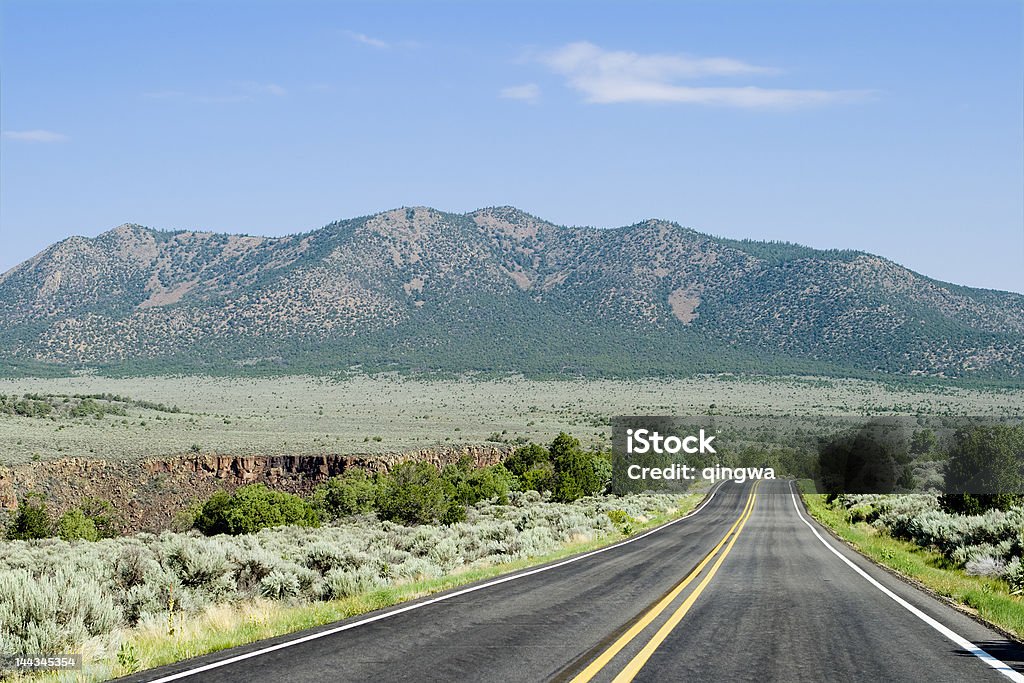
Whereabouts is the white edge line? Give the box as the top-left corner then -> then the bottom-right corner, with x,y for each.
141,482 -> 730,682
789,481 -> 1024,683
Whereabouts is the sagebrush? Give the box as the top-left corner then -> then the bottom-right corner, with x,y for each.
834,493 -> 1024,592
0,492 -> 686,660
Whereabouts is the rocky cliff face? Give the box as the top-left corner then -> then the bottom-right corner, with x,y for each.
0,445 -> 511,532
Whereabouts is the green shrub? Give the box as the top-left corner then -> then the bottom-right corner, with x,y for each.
163,537 -> 232,589
312,470 -> 378,519
193,485 -> 320,535
606,509 -> 629,527
13,398 -> 53,418
79,497 -> 120,538
259,570 -> 300,599
375,461 -> 462,525
56,508 -> 99,542
325,566 -> 385,599
117,641 -> 141,674
442,457 -> 513,506
940,493 -> 1023,516
0,567 -> 121,657
508,435 -> 610,501
6,492 -> 52,540
488,465 -> 521,497
846,505 -> 875,524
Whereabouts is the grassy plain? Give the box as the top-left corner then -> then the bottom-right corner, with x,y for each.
2,374 -> 1022,465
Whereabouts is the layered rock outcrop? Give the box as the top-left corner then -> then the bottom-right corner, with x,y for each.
0,445 -> 511,532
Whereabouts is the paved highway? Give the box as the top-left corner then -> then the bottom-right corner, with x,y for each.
123,480 -> 1024,683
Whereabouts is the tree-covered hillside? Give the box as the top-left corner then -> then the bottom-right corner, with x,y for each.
1,207 -> 1021,380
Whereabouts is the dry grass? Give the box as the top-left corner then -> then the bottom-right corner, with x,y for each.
2,374 -> 1020,465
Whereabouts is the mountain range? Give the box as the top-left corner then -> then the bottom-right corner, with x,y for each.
1,206 -> 1021,380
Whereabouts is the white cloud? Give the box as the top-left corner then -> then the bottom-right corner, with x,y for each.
499,83 -> 541,103
538,41 -> 869,108
345,30 -> 390,49
543,41 -> 778,81
573,82 -> 865,107
2,130 -> 68,143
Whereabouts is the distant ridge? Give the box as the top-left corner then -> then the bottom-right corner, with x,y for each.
1,206 -> 1021,380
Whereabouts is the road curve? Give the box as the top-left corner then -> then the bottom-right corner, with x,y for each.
120,480 -> 1024,683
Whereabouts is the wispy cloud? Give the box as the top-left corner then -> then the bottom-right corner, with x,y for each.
238,81 -> 287,97
143,82 -> 287,103
499,83 -> 541,103
142,90 -> 187,100
344,30 -> 390,49
537,41 -> 869,108
191,94 -> 253,104
543,42 -> 778,81
2,129 -> 68,143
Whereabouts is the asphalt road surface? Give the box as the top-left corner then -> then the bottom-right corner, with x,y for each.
122,480 -> 1024,683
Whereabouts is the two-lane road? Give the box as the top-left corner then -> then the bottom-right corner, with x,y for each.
608,482 -> 1023,683
123,480 -> 1024,683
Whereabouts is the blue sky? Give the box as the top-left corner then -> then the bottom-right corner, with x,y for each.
2,0 -> 1022,292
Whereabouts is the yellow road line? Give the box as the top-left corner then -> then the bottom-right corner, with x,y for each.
570,485 -> 757,683
611,481 -> 759,683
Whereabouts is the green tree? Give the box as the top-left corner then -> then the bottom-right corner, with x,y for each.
940,424 -> 1024,514
193,484 -> 320,535
816,424 -> 909,495
549,433 -> 608,502
521,460 -> 557,493
910,429 -> 938,456
505,444 -> 549,478
6,492 -> 52,540
591,452 -> 613,492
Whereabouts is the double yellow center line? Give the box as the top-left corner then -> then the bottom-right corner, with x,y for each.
571,482 -> 760,683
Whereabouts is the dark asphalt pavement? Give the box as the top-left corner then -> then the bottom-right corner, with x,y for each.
122,480 -> 1024,683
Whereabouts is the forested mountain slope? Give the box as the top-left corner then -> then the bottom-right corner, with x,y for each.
2,206 -> 1021,379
